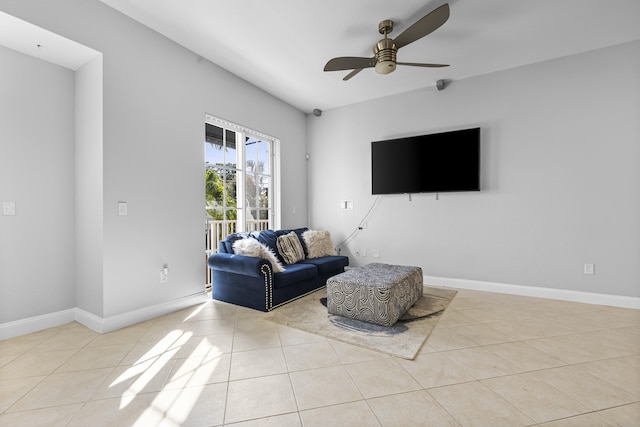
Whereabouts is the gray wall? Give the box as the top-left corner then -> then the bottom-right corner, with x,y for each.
75,55 -> 104,316
0,0 -> 308,325
307,40 -> 640,298
0,46 -> 76,322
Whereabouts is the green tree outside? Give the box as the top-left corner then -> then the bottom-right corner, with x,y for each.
205,167 -> 237,220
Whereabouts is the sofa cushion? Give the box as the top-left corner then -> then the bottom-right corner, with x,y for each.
232,238 -> 285,273
299,255 -> 349,276
276,232 -> 305,265
302,230 -> 337,258
274,263 -> 317,288
256,229 -> 279,254
219,241 -> 231,253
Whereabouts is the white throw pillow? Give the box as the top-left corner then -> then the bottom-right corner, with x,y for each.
302,230 -> 337,259
232,238 -> 285,273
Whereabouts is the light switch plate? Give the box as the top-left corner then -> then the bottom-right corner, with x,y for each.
118,202 -> 128,216
583,263 -> 595,275
3,201 -> 16,216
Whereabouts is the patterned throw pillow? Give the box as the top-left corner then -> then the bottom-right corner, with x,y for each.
232,238 -> 285,273
302,230 -> 337,259
276,232 -> 305,264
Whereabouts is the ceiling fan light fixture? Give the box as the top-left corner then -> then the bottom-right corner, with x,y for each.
375,60 -> 396,74
373,38 -> 397,75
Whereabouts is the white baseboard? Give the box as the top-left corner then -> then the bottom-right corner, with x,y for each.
74,307 -> 106,333
0,309 -> 76,340
0,292 -> 209,340
91,291 -> 209,334
425,275 -> 640,309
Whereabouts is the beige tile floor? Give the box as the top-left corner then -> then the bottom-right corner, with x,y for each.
1,288 -> 639,426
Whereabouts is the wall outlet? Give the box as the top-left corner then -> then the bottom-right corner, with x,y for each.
583,263 -> 595,275
160,264 -> 169,283
371,249 -> 380,258
354,249 -> 361,257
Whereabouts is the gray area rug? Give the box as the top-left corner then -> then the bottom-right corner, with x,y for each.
264,286 -> 456,360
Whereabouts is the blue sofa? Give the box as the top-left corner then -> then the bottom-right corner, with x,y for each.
207,228 -> 349,311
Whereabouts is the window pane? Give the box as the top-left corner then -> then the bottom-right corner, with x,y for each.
245,137 -> 257,171
258,176 -> 270,208
206,124 -> 223,145
225,173 -> 238,207
205,124 -> 224,167
225,130 -> 237,168
205,167 -> 223,220
245,174 -> 257,209
205,145 -> 224,168
257,140 -> 270,174
206,205 -> 223,220
206,125 -> 237,169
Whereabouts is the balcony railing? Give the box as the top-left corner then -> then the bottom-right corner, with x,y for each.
205,219 -> 270,288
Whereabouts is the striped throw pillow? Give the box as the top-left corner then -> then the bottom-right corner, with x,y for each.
276,232 -> 305,264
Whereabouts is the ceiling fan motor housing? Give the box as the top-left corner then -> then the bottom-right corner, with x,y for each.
374,38 -> 397,74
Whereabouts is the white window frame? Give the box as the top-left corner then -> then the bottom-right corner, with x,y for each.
205,114 -> 281,232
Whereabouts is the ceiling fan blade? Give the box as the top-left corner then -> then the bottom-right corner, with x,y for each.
394,3 -> 450,49
324,56 -> 376,72
343,69 -> 364,81
396,62 -> 449,68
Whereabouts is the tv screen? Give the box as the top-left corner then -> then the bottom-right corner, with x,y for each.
371,127 -> 480,195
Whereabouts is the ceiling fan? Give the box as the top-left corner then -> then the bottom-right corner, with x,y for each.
324,3 -> 450,81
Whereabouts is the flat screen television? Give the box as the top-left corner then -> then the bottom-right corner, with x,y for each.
371,127 -> 480,195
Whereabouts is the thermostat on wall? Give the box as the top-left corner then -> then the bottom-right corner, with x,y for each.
3,201 -> 16,216
340,200 -> 353,210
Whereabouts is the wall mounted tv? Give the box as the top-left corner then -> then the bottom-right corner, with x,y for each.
371,127 -> 480,195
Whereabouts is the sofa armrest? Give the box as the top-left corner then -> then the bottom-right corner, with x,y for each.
208,252 -> 272,278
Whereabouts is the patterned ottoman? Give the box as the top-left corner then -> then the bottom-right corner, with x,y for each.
326,263 -> 423,327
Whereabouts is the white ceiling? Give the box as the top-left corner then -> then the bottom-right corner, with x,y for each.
3,1 -> 640,113
97,0 -> 640,113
